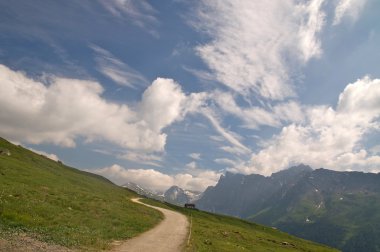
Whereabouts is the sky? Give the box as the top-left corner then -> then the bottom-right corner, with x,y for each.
1,0 -> 380,193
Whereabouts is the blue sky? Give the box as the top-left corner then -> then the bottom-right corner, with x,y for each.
1,0 -> 380,192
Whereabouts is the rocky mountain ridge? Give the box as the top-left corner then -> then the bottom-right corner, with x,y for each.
196,164 -> 380,252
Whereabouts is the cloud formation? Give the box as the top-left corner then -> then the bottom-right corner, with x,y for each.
333,0 -> 368,25
201,108 -> 251,155
92,164 -> 221,192
99,0 -> 158,30
91,45 -> 148,88
189,153 -> 201,160
192,0 -> 328,100
230,77 -> 380,175
28,148 -> 59,162
0,65 -> 196,153
212,91 -> 304,129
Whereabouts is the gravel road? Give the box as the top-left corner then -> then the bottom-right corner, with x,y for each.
111,198 -> 189,252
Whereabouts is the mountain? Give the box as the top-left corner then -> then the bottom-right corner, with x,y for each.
142,198 -> 338,252
123,181 -> 164,201
0,137 -> 338,251
196,165 -> 380,252
163,185 -> 202,205
121,183 -> 202,205
198,164 -> 312,217
0,137 -> 162,250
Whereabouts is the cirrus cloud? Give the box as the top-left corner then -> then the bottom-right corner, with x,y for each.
192,0 -> 327,100
333,0 -> 368,25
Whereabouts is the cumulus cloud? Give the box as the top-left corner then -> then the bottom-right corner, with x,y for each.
333,0 -> 367,25
91,45 -> 148,88
0,65 -> 197,153
28,148 -> 59,161
192,0 -> 327,100
92,164 -> 221,192
139,78 -> 187,132
235,77 -> 380,175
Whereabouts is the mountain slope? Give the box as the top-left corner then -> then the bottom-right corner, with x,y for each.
0,138 -> 339,251
164,186 -> 202,205
0,137 -> 162,250
140,198 -> 338,252
197,165 -> 380,251
123,181 -> 164,201
256,168 -> 380,252
198,164 -> 312,217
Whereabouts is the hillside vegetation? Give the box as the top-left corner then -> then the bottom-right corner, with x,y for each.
0,137 -> 162,250
140,198 -> 339,252
0,137 -> 339,251
198,165 -> 380,252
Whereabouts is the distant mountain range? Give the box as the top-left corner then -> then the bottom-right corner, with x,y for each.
0,137 -> 338,251
196,164 -> 380,252
164,185 -> 202,205
122,182 -> 164,201
122,183 -> 202,206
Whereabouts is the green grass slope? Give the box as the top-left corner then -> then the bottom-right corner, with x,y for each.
0,137 -> 162,250
248,173 -> 380,252
140,198 -> 339,252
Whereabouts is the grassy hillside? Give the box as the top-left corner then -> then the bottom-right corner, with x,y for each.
140,198 -> 339,252
249,171 -> 380,252
0,137 -> 162,250
261,192 -> 380,252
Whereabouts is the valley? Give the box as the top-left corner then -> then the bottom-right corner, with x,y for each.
0,137 -> 337,251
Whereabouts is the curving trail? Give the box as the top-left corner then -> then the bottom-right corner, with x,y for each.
111,198 -> 189,252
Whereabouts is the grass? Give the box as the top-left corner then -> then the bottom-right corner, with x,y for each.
140,198 -> 339,252
259,191 -> 380,251
0,137 -> 163,250
0,136 -> 340,251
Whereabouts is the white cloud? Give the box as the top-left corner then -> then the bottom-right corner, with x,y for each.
92,164 -> 221,192
209,135 -> 224,142
214,158 -> 241,167
273,101 -> 305,124
186,161 -> 197,169
99,0 -> 158,30
173,170 -> 221,192
182,66 -> 215,82
0,65 -> 197,153
297,0 -> 325,62
219,146 -> 249,156
118,151 -> 163,167
370,145 -> 380,155
333,0 -> 367,25
28,148 -> 59,162
192,0 -> 328,100
189,153 -> 201,160
237,76 -> 380,175
92,165 -> 172,192
91,44 -> 148,88
201,108 -> 251,155
139,78 -> 187,132
212,91 -> 304,129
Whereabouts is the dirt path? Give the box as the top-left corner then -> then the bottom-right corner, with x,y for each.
111,198 -> 189,252
0,234 -> 75,252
